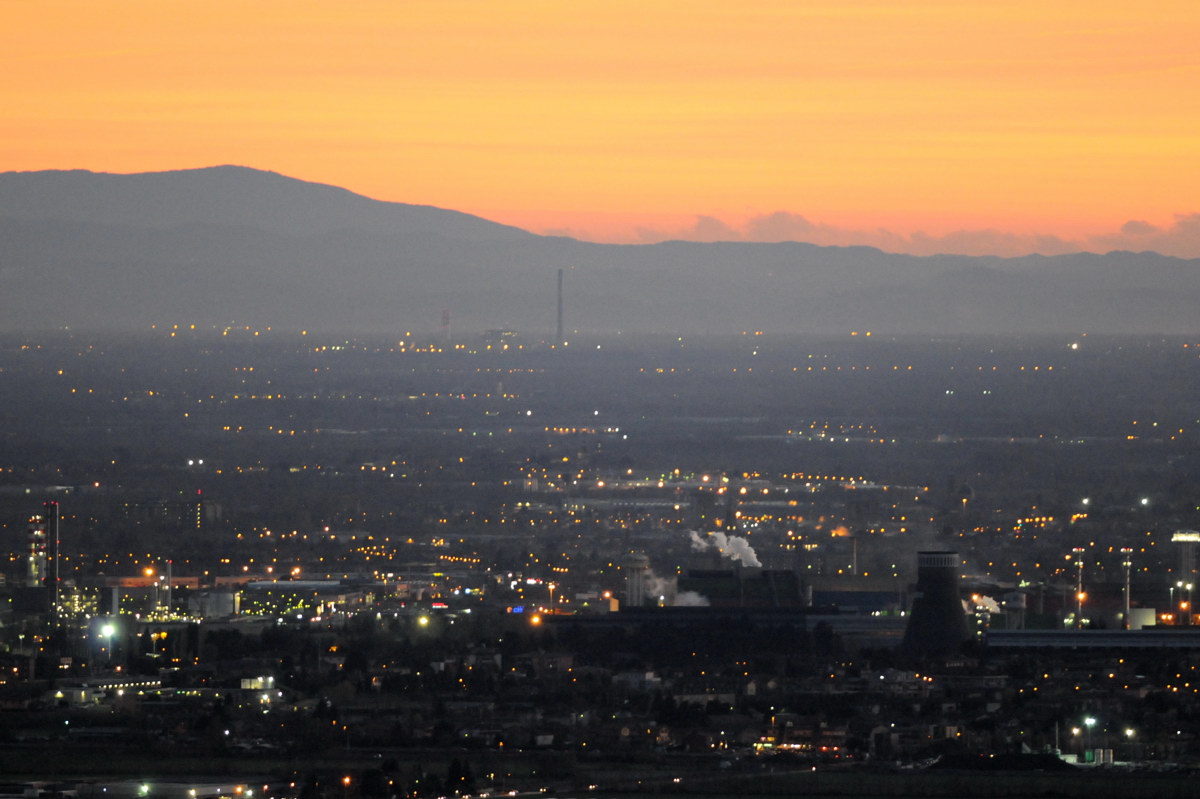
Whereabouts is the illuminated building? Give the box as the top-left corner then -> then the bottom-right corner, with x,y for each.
26,514 -> 46,589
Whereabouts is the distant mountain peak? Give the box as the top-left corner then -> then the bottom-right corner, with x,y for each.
0,165 -> 533,242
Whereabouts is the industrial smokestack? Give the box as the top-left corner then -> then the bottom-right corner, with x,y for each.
556,268 -> 564,344
43,500 -> 60,624
902,551 -> 970,656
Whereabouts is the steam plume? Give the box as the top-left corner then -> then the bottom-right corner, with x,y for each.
688,530 -> 762,567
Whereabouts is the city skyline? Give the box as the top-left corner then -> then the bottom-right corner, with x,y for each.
5,1 -> 1200,257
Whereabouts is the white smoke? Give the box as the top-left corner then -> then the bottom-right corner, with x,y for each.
644,571 -> 671,603
673,591 -> 711,607
966,594 -> 1002,613
689,530 -> 762,568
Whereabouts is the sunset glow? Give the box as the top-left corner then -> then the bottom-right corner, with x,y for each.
5,1 -> 1200,255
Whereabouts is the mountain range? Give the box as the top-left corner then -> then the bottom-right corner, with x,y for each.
2,166 -> 1197,337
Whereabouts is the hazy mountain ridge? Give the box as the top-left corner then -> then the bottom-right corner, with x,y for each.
1,167 -> 1196,335
0,166 -> 533,242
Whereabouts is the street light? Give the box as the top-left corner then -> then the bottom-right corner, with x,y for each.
99,622 -> 115,665
144,567 -> 159,611
143,560 -> 173,617
1073,548 -> 1086,630
1084,716 -> 1096,759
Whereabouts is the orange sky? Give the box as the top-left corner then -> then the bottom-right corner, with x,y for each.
5,1 -> 1200,256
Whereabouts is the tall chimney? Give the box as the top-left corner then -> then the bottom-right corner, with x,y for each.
556,268 -> 564,344
43,500 -> 60,624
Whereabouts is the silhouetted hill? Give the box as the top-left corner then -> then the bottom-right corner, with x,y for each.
0,166 -> 532,241
2,167 -> 1198,336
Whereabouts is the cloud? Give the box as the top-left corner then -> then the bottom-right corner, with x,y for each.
579,209 -> 1200,259
1089,213 -> 1200,257
1120,219 -> 1159,236
634,214 -> 740,243
745,211 -> 818,240
908,229 -> 1077,258
744,213 -> 911,252
691,215 -> 742,241
742,215 -> 1079,257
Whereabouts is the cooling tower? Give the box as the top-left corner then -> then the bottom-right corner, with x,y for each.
902,551 -> 970,656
